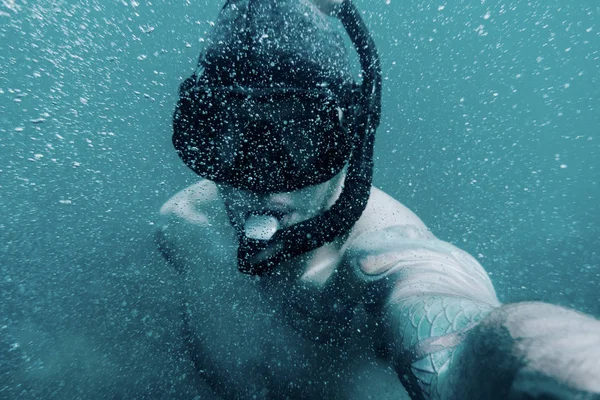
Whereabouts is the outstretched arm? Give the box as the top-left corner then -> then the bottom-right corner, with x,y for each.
349,225 -> 600,399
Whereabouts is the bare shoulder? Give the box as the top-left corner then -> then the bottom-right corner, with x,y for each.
351,186 -> 429,238
159,179 -> 225,227
157,180 -> 234,269
343,186 -> 437,271
344,187 -> 498,305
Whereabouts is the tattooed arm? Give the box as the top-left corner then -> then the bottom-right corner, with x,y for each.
348,225 -> 600,400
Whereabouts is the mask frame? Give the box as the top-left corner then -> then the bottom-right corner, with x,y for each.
173,83 -> 360,194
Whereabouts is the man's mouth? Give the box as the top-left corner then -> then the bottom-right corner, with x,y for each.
245,209 -> 287,220
247,207 -> 296,223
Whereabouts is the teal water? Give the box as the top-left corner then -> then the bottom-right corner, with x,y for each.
0,0 -> 598,397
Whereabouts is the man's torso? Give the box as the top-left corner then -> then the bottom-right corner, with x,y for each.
157,180 -> 425,399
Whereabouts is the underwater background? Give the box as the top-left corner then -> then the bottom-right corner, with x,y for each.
0,0 -> 598,397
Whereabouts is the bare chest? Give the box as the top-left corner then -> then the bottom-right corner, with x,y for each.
180,232 -> 406,399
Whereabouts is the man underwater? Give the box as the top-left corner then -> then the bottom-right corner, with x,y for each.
157,0 -> 600,398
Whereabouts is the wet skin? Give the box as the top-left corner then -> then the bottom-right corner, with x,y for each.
158,175 -> 488,399
158,176 -> 600,400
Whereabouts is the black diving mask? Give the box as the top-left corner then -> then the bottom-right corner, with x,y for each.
173,84 -> 356,194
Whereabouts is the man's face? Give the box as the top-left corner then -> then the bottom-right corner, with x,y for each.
218,171 -> 345,234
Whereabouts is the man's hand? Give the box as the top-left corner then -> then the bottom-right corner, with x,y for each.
311,0 -> 344,16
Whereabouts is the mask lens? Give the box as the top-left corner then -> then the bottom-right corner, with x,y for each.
174,87 -> 350,193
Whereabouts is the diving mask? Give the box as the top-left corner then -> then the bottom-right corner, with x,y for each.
173,84 -> 356,194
